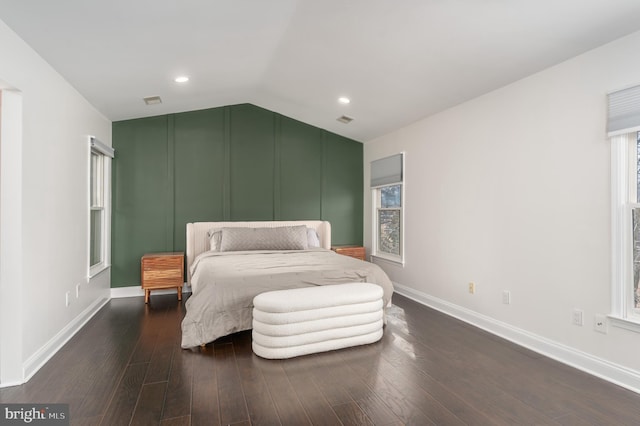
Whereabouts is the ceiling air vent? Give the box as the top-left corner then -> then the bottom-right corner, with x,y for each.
143,96 -> 162,105
336,115 -> 354,124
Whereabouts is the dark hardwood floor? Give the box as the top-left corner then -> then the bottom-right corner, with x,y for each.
2,292 -> 639,425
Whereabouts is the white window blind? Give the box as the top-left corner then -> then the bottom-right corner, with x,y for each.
608,85 -> 640,136
371,153 -> 403,187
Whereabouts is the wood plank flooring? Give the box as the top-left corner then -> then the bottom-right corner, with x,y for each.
2,292 -> 639,425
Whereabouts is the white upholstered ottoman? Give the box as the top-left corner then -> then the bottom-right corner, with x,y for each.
252,283 -> 384,359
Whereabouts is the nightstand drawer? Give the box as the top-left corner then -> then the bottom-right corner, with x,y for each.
142,267 -> 182,284
143,257 -> 182,280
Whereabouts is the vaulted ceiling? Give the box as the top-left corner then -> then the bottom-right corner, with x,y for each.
2,0 -> 640,141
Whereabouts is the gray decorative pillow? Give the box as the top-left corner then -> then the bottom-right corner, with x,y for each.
219,226 -> 309,251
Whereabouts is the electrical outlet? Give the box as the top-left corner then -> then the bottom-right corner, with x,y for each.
468,282 -> 475,294
594,314 -> 608,334
65,291 -> 71,307
572,309 -> 583,326
76,283 -> 80,298
502,290 -> 511,305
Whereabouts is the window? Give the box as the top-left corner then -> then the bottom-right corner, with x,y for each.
371,153 -> 404,264
609,84 -> 640,329
632,133 -> 640,314
377,185 -> 402,256
611,132 -> 640,327
90,151 -> 104,267
89,136 -> 113,276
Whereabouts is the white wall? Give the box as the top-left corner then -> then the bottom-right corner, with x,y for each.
0,88 -> 24,385
0,19 -> 111,385
365,30 -> 640,389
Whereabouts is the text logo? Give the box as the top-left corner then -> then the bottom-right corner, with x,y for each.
0,404 -> 69,425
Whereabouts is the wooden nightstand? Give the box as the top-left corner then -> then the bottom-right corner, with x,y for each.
141,252 -> 184,304
331,245 -> 366,261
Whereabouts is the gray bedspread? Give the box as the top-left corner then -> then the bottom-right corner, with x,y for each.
181,248 -> 394,348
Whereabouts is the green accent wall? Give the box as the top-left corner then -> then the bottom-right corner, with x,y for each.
111,104 -> 363,287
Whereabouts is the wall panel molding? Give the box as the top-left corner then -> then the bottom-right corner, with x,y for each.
112,103 -> 363,287
166,114 -> 175,249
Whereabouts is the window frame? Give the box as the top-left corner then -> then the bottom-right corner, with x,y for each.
88,137 -> 113,278
611,132 -> 640,331
371,153 -> 405,265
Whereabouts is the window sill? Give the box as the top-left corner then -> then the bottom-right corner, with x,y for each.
89,264 -> 110,279
370,254 -> 404,267
609,315 -> 640,333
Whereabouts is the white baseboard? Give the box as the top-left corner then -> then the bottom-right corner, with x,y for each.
20,297 -> 110,385
393,282 -> 640,395
110,284 -> 191,299
0,379 -> 23,388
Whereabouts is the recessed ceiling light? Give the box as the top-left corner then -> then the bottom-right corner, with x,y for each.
174,76 -> 189,83
338,97 -> 350,104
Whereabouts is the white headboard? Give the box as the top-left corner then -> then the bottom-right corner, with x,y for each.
186,220 -> 332,284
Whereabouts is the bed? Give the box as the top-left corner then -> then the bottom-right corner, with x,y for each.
181,220 -> 394,348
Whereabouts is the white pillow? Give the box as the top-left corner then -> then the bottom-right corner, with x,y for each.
307,227 -> 320,248
207,228 -> 222,251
